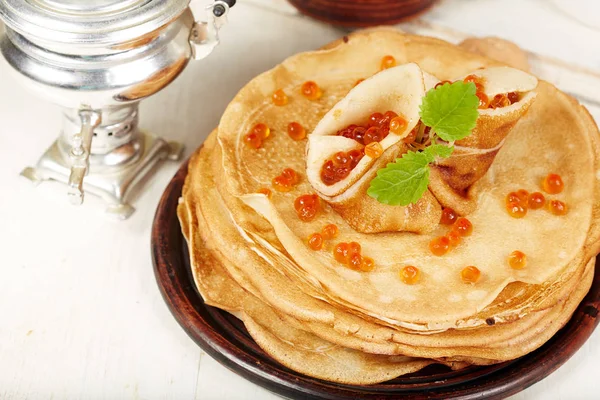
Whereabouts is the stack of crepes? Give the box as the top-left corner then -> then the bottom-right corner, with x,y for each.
178,28 -> 600,384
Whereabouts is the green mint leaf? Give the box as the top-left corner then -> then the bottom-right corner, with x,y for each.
419,81 -> 479,142
424,143 -> 454,159
367,151 -> 432,206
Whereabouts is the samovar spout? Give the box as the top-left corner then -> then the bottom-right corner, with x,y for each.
67,108 -> 102,205
189,0 -> 236,60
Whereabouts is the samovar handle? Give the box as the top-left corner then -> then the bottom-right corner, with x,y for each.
67,108 -> 101,205
188,0 -> 235,60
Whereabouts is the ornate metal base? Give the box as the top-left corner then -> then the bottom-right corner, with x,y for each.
21,132 -> 183,219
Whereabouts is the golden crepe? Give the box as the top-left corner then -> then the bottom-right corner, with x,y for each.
305,63 -> 439,233
306,64 -> 539,229
459,37 -> 531,71
183,130 -> 595,346
178,29 -> 600,385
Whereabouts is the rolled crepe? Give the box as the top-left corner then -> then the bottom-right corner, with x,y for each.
429,67 -> 538,214
306,63 -> 443,234
307,65 -> 539,232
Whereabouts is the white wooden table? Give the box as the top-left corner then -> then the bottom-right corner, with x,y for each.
1,0 -> 599,398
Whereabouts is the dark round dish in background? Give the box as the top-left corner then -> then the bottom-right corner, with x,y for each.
152,158 -> 600,400
288,0 -> 437,27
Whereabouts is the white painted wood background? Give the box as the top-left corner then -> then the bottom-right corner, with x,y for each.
1,0 -> 599,398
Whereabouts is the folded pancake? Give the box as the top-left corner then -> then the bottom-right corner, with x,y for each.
186,121 -> 597,332
305,65 -> 539,230
429,67 -> 539,214
198,92 -> 600,338
217,28 -> 410,198
179,132 -> 595,381
239,80 -> 593,328
179,29 -> 600,384
211,28 -> 596,328
306,63 -> 441,233
459,37 -> 531,72
178,169 -> 461,384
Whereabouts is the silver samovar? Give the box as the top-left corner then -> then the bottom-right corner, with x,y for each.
0,0 -> 235,219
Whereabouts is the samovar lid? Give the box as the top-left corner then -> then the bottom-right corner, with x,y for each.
0,0 -> 189,46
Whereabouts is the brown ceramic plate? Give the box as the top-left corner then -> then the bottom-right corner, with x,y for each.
152,159 -> 600,400
288,0 -> 437,27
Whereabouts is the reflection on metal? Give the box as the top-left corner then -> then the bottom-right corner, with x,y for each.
0,0 -> 234,218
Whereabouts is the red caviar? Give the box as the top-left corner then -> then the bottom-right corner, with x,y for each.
294,194 -> 320,221
244,133 -> 262,149
506,202 -> 527,218
389,116 -> 408,135
253,123 -> 270,139
464,74 -> 488,110
349,253 -> 363,270
287,122 -> 306,141
548,200 -> 568,216
272,177 -> 292,192
454,218 -> 473,236
301,81 -> 322,100
272,89 -> 288,106
447,230 -> 462,247
294,194 -> 316,209
272,168 -> 300,192
257,188 -> 272,198
244,123 -> 270,149
369,112 -> 384,126
336,111 -> 400,145
325,110 -> 407,184
321,148 -> 364,186
282,168 -> 299,184
429,236 -> 450,256
349,241 -> 361,256
333,241 -> 373,271
488,92 -> 520,109
308,233 -> 324,250
321,224 -> 339,240
542,173 -> 564,194
506,192 -> 522,205
461,266 -> 481,283
365,142 -> 384,158
508,250 -> 527,270
361,257 -> 375,272
333,242 -> 351,264
476,92 -> 490,109
363,126 -> 382,145
380,55 -> 396,70
379,111 -> 398,127
400,266 -> 420,285
464,74 -> 484,85
528,192 -> 546,209
337,124 -> 363,143
461,75 -> 519,110
517,189 -> 529,202
489,93 -> 511,109
440,207 -> 457,225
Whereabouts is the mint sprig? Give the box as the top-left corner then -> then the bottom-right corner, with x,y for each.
420,81 -> 479,142
367,81 -> 478,206
367,145 -> 453,206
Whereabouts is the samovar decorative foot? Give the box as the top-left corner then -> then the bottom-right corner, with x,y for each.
21,134 -> 184,220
